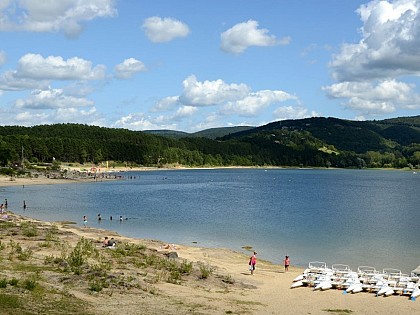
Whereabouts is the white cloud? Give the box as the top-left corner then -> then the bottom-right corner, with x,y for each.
323,79 -> 420,115
324,0 -> 420,118
330,0 -> 420,81
0,70 -> 50,91
114,58 -> 147,79
179,75 -> 250,106
14,87 -> 94,109
273,106 -> 318,120
223,90 -> 297,116
220,20 -> 290,54
114,113 -> 171,130
0,50 -> 6,66
0,0 -> 117,37
15,111 -> 49,123
12,106 -> 100,126
17,53 -> 106,80
151,96 -> 180,112
173,105 -> 197,119
142,16 -> 190,43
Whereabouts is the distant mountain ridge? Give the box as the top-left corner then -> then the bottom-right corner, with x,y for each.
144,126 -> 254,139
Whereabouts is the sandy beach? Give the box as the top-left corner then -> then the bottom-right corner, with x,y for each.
1,175 -> 419,314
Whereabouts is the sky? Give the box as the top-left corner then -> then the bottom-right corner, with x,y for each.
0,0 -> 420,133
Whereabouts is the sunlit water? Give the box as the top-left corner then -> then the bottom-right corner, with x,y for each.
2,168 -> 419,273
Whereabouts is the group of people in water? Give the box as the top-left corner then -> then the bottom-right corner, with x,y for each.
83,213 -> 128,227
249,252 -> 290,275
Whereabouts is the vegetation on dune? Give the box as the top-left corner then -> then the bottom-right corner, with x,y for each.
0,115 -> 419,170
0,217 -> 238,315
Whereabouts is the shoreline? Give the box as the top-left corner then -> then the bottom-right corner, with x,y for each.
1,211 -> 418,314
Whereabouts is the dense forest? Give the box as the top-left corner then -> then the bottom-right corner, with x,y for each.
0,116 -> 419,170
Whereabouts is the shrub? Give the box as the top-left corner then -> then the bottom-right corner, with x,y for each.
8,278 -> 19,286
0,278 -> 7,288
67,237 -> 98,274
21,222 -> 38,237
199,264 -> 213,279
22,279 -> 37,291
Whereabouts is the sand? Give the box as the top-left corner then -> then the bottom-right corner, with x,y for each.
1,175 -> 419,314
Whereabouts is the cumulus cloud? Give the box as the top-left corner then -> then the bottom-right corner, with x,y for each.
114,113 -> 172,130
273,106 -> 318,120
330,0 -> 420,81
16,53 -> 106,80
223,90 -> 298,116
142,16 -> 190,43
324,0 -> 420,118
323,79 -> 420,115
114,58 -> 147,79
145,75 -> 305,131
221,20 -> 290,54
151,96 -> 180,112
0,70 -> 50,91
173,105 -> 197,119
0,0 -> 117,37
14,87 -> 94,109
179,75 -> 250,106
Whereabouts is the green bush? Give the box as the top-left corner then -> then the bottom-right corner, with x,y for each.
21,222 -> 38,237
0,278 -> 7,288
8,278 -> 19,286
198,264 -> 213,279
22,279 -> 37,291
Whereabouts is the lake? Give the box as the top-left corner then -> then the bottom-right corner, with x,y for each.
2,168 -> 419,274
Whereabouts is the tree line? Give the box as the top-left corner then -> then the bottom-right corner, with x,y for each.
0,121 -> 419,170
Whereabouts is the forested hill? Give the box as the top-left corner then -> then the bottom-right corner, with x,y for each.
0,116 -> 419,169
220,116 -> 420,153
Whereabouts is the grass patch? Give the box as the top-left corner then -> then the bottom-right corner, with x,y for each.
0,293 -> 23,309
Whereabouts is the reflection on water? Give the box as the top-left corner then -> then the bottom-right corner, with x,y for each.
4,169 -> 420,273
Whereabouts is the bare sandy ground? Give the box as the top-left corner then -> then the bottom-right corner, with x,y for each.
1,175 -> 419,314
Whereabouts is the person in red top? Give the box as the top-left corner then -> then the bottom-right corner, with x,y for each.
284,255 -> 290,272
249,252 -> 257,275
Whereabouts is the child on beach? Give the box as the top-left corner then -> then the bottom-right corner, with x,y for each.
83,215 -> 87,228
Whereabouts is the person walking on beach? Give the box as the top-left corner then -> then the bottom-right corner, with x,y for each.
249,252 -> 257,275
284,255 -> 290,272
83,215 -> 87,228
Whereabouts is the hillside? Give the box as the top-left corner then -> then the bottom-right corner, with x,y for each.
221,116 -> 420,153
0,116 -> 419,170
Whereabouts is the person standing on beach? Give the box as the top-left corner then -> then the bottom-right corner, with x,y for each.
83,215 -> 87,228
249,252 -> 257,275
284,255 -> 290,272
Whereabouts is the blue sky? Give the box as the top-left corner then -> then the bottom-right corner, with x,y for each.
1,0 -> 419,132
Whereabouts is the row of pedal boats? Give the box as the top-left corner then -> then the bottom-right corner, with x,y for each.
291,262 -> 420,300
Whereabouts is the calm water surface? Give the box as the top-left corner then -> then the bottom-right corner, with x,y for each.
2,169 -> 419,273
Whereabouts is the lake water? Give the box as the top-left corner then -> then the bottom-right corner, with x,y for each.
2,168 -> 419,274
